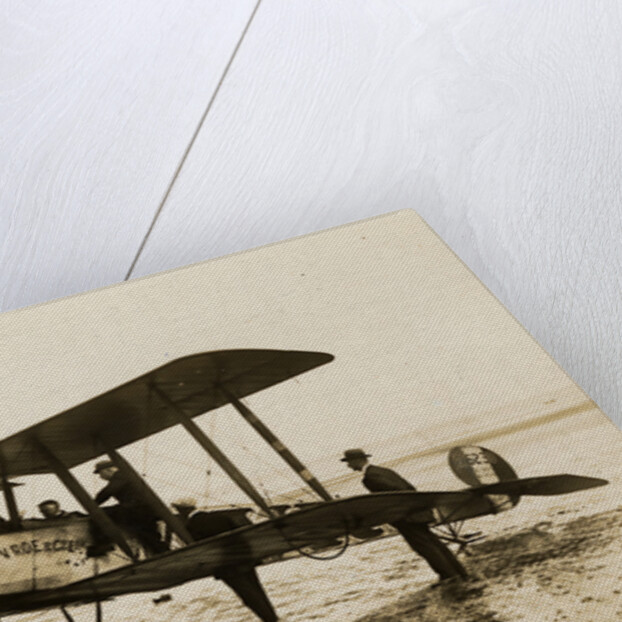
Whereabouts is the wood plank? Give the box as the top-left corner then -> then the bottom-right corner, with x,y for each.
131,0 -> 622,423
0,0 -> 257,312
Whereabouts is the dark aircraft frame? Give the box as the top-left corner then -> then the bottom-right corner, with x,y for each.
0,349 -> 607,619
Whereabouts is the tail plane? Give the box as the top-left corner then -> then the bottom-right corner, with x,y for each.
448,445 -> 608,511
449,445 -> 521,513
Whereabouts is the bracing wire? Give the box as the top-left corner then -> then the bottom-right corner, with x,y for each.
135,402 -> 319,511
144,475 -> 231,507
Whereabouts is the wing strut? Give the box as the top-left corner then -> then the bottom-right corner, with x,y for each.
221,387 -> 332,502
32,438 -> 137,560
0,454 -> 21,530
100,442 -> 194,545
151,386 -> 276,517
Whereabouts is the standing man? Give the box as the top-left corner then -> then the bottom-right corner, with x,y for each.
170,498 -> 280,622
341,448 -> 468,582
88,460 -> 167,557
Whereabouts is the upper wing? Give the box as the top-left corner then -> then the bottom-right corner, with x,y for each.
0,349 -> 333,476
0,490 -> 472,613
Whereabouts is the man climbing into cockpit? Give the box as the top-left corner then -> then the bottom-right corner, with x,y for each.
87,460 -> 167,557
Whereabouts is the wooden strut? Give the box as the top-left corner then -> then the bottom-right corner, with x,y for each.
99,441 -> 194,545
61,599 -> 102,622
60,602 -> 100,622
32,438 -> 137,560
0,452 -> 21,530
151,386 -> 276,518
220,387 -> 333,502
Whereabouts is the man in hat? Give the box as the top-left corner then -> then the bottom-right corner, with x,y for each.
87,460 -> 167,557
341,448 -> 468,582
169,497 -> 280,622
38,499 -> 83,520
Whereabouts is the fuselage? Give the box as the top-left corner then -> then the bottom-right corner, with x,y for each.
0,517 -> 141,597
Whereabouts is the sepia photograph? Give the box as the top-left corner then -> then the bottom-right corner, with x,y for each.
0,212 -> 619,621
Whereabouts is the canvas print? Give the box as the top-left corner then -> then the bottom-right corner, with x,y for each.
0,210 -> 619,621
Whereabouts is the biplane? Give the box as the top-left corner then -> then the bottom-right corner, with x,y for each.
0,349 -> 608,620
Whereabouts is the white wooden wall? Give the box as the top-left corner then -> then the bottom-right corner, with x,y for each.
1,1 -> 620,424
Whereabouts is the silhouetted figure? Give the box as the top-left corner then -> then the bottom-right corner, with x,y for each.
171,498 -> 279,622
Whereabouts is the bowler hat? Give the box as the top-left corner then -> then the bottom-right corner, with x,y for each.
93,459 -> 115,474
340,448 -> 371,462
172,497 -> 197,508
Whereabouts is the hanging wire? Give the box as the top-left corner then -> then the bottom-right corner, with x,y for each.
142,449 -> 209,468
145,474 -> 231,507
133,394 -> 321,512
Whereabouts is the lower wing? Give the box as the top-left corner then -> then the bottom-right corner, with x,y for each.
0,490 -> 470,614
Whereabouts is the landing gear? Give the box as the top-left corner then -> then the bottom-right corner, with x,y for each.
432,521 -> 486,554
60,601 -> 102,622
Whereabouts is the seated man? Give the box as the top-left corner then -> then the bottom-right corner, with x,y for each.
88,460 -> 167,557
171,498 -> 279,622
38,499 -> 83,520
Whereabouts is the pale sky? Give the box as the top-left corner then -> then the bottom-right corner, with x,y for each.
0,210 -> 601,515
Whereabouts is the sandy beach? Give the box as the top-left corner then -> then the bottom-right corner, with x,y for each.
356,507 -> 622,621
